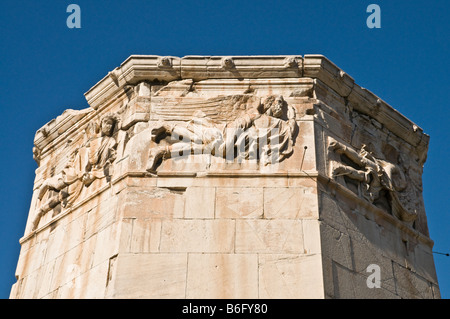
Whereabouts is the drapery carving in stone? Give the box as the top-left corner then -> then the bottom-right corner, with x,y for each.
146,95 -> 297,173
32,113 -> 120,231
328,137 -> 418,223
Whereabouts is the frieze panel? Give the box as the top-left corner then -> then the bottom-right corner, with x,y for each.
327,136 -> 422,225
32,112 -> 120,231
147,94 -> 297,172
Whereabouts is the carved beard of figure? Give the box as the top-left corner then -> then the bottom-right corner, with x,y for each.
101,118 -> 114,137
261,95 -> 285,119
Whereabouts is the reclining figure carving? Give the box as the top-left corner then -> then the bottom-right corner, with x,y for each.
146,95 -> 297,172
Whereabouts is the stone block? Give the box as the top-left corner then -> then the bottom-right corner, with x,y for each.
215,187 -> 263,219
315,107 -> 353,145
84,197 -> 118,239
432,284 -> 441,299
393,262 -> 434,299
283,120 -> 316,171
92,224 -> 121,267
258,254 -> 323,298
235,219 -> 304,253
186,253 -> 258,298
318,191 -> 360,235
121,96 -> 151,130
42,223 -> 68,265
378,222 -> 408,266
264,187 -> 317,219
15,238 -> 48,279
303,55 -> 354,98
184,187 -> 215,219
197,175 -> 290,188
44,213 -> 88,265
128,218 -> 162,253
75,261 -> 110,298
203,56 -> 302,80
54,260 -> 109,299
120,187 -> 185,219
16,271 -> 38,299
330,261 -> 400,299
302,219 -> 322,254
160,219 -> 235,253
111,253 -> 188,298
180,56 -> 209,80
34,260 -> 56,298
122,127 -> 153,172
49,236 -> 97,293
156,176 -> 196,189
320,222 -> 353,269
350,236 -> 396,294
412,244 -> 438,284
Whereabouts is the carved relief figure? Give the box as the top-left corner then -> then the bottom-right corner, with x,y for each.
146,95 -> 297,172
395,152 -> 424,221
83,113 -> 119,185
31,113 -> 119,231
146,110 -> 224,172
241,95 -> 297,164
32,150 -> 84,230
328,138 -> 417,223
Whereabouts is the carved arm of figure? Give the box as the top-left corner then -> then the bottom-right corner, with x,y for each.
37,174 -> 67,201
329,140 -> 365,167
32,151 -> 82,231
83,135 -> 117,184
328,140 -> 382,198
32,174 -> 66,231
287,104 -> 297,137
332,165 -> 367,182
36,150 -> 80,201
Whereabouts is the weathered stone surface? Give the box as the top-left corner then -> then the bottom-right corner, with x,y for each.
11,54 -> 439,299
160,219 -> 235,253
259,254 -> 323,298
328,260 -> 400,299
264,187 -> 317,219
186,253 -> 258,298
235,219 -> 304,253
126,218 -> 162,253
215,187 -> 263,219
392,262 -> 435,299
185,187 -> 215,218
120,187 -> 185,219
110,253 -> 188,298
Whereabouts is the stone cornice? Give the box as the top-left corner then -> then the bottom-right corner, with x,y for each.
302,55 -> 428,152
83,55 -> 303,109
34,55 -> 429,161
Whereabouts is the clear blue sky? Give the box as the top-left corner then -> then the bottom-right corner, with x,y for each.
0,0 -> 448,299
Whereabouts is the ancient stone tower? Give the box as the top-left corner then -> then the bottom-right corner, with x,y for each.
10,55 -> 440,298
